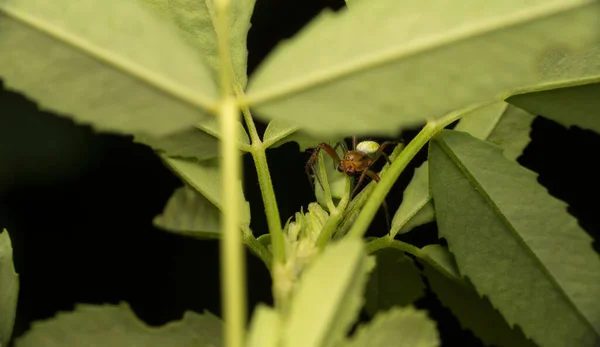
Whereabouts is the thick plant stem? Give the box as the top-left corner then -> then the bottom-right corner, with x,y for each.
215,0 -> 246,346
219,98 -> 246,347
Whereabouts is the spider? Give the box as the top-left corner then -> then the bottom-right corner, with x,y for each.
305,136 -> 397,227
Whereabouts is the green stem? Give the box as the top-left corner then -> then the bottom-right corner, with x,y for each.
215,0 -> 245,346
237,85 -> 262,145
365,236 -> 424,258
365,236 -> 469,288
346,122 -> 438,238
219,98 -> 246,347
250,149 -> 285,264
242,228 -> 273,272
235,87 -> 285,266
347,102 -> 492,239
316,176 -> 351,249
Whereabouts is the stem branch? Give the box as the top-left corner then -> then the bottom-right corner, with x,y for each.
347,102 -> 493,239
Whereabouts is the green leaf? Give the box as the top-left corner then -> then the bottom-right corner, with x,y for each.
246,305 -> 281,347
283,238 -> 372,347
196,118 -> 250,147
245,0 -> 600,136
153,185 -> 221,239
343,307 -> 440,347
0,229 -> 18,346
479,105 -> 536,160
390,102 -> 534,237
314,147 -> 347,208
421,245 -> 536,347
15,303 -> 222,347
257,234 -> 271,248
390,162 -> 435,236
162,157 -> 251,225
429,129 -> 600,347
134,127 -> 220,161
507,81 -> 600,134
263,120 -> 341,151
139,0 -> 256,89
364,248 -> 425,317
0,0 -> 217,136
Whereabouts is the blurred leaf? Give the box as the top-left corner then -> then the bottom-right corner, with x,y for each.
162,157 -> 251,225
246,305 -> 280,347
421,245 -> 537,347
391,102 -> 534,237
429,129 -> 600,347
196,118 -> 250,146
507,80 -> 600,134
0,0 -> 217,136
343,307 -> 440,347
245,0 -> 600,137
364,248 -> 425,317
283,238 -> 372,347
135,127 -> 220,160
154,185 -> 221,239
0,229 -> 18,346
139,0 -> 256,88
15,303 -> 222,347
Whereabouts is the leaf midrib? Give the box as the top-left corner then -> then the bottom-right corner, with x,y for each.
434,135 -> 595,334
0,4 -> 218,113
246,0 -> 590,106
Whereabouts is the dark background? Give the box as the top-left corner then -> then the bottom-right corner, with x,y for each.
1,0 -> 598,346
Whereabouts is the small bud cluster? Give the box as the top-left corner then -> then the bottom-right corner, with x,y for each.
272,202 -> 329,305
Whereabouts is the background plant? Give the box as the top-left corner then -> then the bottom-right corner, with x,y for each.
0,0 -> 599,346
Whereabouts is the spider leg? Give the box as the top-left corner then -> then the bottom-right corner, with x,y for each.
350,166 -> 372,199
371,141 -> 399,165
333,141 -> 348,169
305,143 -> 342,191
352,136 -> 358,150
364,170 -> 391,232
